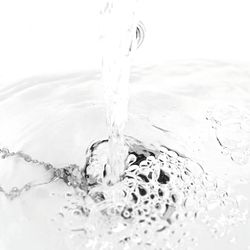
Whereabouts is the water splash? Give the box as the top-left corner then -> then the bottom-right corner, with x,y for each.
0,62 -> 250,249
56,137 -> 246,250
206,104 -> 250,165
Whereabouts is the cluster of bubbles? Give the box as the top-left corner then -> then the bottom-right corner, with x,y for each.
52,138 -> 245,250
206,104 -> 250,165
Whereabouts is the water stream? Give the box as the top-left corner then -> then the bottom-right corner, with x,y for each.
0,1 -> 250,249
100,0 -> 138,184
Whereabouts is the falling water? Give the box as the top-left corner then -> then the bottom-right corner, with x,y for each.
0,1 -> 249,249
100,0 -> 139,184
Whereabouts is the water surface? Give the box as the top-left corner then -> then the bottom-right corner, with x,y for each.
0,61 -> 250,250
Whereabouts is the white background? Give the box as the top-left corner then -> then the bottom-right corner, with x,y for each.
0,0 -> 250,83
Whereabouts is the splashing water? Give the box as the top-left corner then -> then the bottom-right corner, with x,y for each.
0,1 -> 250,249
0,61 -> 250,250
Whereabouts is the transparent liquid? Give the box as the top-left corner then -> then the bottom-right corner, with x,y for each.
100,0 -> 139,183
0,61 -> 250,250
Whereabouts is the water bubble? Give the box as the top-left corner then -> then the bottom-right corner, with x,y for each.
52,137 -> 246,249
